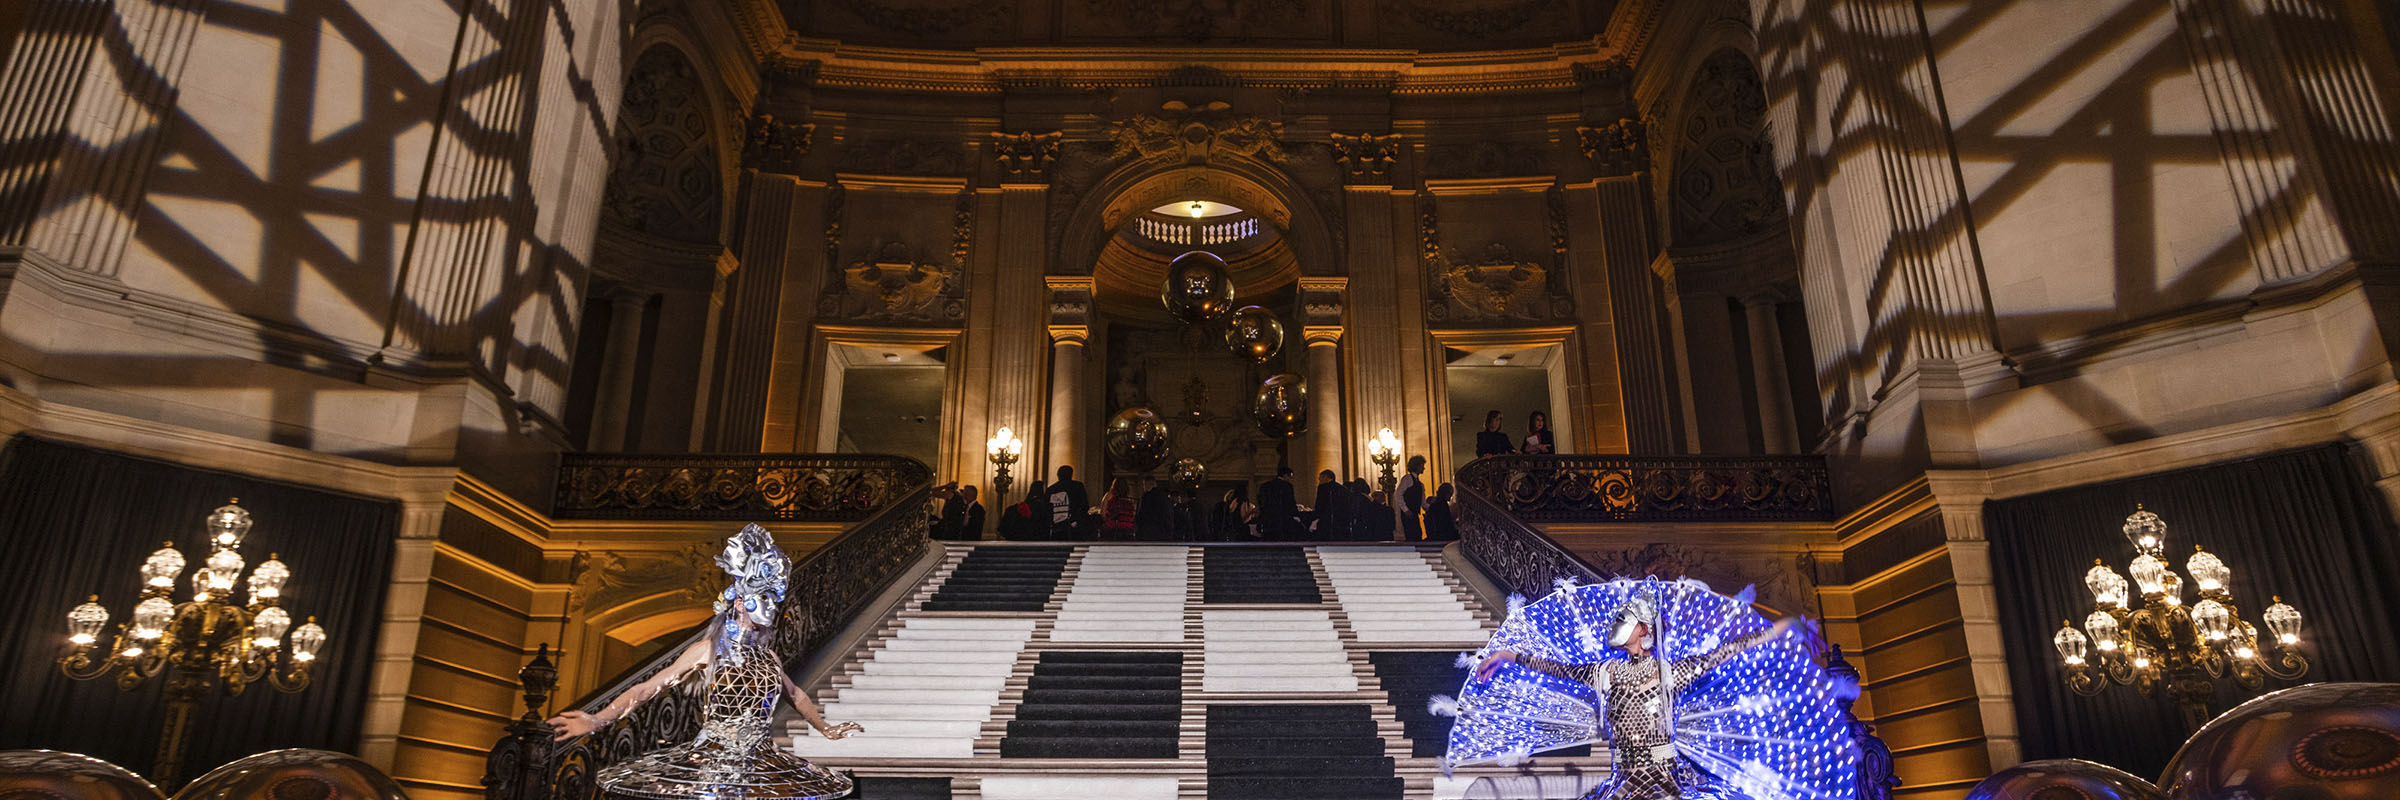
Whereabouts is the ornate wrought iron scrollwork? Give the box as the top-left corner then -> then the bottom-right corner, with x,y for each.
488,469 -> 935,800
1454,455 -> 1833,524
555,453 -> 935,521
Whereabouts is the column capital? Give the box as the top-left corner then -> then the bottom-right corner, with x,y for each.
1302,326 -> 1344,345
1047,325 -> 1090,345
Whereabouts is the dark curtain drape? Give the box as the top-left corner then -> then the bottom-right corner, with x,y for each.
0,437 -> 397,781
1986,443 -> 2400,778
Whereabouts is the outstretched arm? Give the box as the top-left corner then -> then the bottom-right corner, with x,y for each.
547,639 -> 710,740
780,672 -> 860,739
1673,617 -> 1797,692
1473,650 -> 1592,684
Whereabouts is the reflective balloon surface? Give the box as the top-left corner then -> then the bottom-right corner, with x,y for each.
1171,457 -> 1208,490
1105,408 -> 1173,471
177,748 -> 410,800
1161,251 -> 1237,323
1965,759 -> 2163,800
2161,682 -> 2400,800
1251,373 -> 1308,439
1221,305 -> 1285,363
0,750 -> 164,800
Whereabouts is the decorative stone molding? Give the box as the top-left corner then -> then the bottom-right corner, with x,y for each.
743,113 -> 815,173
991,130 -> 1062,175
1298,276 -> 1347,331
1384,0 -> 1567,39
1329,132 -> 1398,179
1422,140 -> 1550,179
1108,112 -> 1286,164
1425,242 -> 1576,324
817,241 -> 966,323
950,191 -> 976,268
567,546 -> 716,613
1577,117 -> 1648,175
842,135 -> 971,176
1044,275 -> 1094,334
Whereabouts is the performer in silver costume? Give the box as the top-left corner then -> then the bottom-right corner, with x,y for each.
1471,588 -> 1797,800
548,524 -> 863,799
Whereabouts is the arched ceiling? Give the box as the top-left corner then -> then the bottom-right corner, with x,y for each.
603,45 -> 724,244
778,0 -> 1617,51
1669,48 -> 1784,246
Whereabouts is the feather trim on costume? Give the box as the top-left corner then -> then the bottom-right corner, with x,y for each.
1506,593 -> 1527,618
1455,651 -> 1480,669
1429,694 -> 1459,717
1496,745 -> 1534,767
1553,575 -> 1581,593
1734,584 -> 1757,605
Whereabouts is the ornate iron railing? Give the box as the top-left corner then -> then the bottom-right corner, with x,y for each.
554,452 -> 935,521
1453,454 -> 1833,524
486,471 -> 936,800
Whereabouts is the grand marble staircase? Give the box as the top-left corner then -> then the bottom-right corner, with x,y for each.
780,542 -> 1601,799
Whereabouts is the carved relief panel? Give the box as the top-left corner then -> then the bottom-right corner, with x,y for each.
819,186 -> 976,326
1420,191 -> 1577,325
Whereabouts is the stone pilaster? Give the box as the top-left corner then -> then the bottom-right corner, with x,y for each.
1589,176 -> 1676,453
0,0 -> 211,276
590,287 -> 651,451
1742,288 -> 1801,454
708,172 -> 800,451
957,183 -> 1051,480
1343,185 -> 1407,479
2169,0 -> 2400,284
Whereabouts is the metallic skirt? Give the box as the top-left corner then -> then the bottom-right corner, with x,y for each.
595,731 -> 852,800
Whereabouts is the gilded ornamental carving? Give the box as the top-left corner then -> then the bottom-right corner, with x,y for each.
991,130 -> 1062,175
567,547 -> 717,614
743,113 -> 814,173
1578,117 -> 1647,175
1110,109 -> 1286,164
1329,132 -> 1397,178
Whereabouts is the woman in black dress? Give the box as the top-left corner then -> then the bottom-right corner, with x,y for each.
1474,410 -> 1512,458
1520,410 -> 1556,455
1422,483 -> 1458,541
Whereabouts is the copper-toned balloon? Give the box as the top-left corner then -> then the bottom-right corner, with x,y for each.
0,750 -> 163,800
1965,759 -> 2164,800
1171,457 -> 1208,490
1106,407 -> 1173,471
1221,305 -> 1285,363
176,748 -> 410,800
1251,373 -> 1308,439
1161,251 -> 1237,323
2161,682 -> 2400,800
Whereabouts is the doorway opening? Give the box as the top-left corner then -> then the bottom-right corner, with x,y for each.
1443,342 -> 1571,468
818,343 -> 946,464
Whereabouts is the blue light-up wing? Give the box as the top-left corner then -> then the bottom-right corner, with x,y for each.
1437,661 -> 1601,769
1653,581 -> 1860,800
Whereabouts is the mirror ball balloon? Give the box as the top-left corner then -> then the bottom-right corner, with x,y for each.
1221,305 -> 1285,363
1171,457 -> 1208,490
1106,407 -> 1173,471
1161,251 -> 1237,323
1252,373 -> 1308,439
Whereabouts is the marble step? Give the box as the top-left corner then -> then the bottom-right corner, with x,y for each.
871,649 -> 1025,664
979,776 -> 1181,800
828,688 -> 1002,705
1203,649 -> 1351,665
788,735 -> 972,759
1202,674 -> 1361,692
820,702 -> 997,721
851,661 -> 1020,677
845,674 -> 1012,690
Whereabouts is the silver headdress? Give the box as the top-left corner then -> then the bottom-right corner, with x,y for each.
713,524 -> 791,632
1606,588 -> 1659,647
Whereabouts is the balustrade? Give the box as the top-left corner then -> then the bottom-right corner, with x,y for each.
1452,454 -> 1832,524
554,453 -> 933,521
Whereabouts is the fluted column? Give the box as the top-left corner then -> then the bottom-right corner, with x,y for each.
1742,290 -> 1799,454
590,288 -> 650,451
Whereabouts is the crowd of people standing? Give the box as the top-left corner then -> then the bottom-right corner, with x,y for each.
929,408 -> 1554,544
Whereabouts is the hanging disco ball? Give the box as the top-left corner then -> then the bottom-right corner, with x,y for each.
2161,682 -> 2400,800
1221,305 -> 1285,363
1161,251 -> 1237,323
1105,407 -> 1174,471
1251,373 -> 1307,439
1171,458 -> 1208,491
1965,759 -> 2164,800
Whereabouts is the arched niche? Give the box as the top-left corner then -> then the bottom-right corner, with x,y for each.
1055,159 -> 1341,313
602,44 -> 727,246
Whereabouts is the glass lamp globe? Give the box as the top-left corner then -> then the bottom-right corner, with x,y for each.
202,547 -> 245,594
2053,622 -> 2089,664
2191,598 -> 2232,641
132,596 -> 174,639
2234,622 -> 2260,659
2186,546 -> 2230,593
2122,505 -> 2167,556
248,554 -> 289,603
140,543 -> 185,590
2084,561 -> 2129,607
2128,554 -> 2168,595
252,606 -> 291,649
2160,572 -> 2185,606
2084,610 -> 2121,652
2131,644 -> 2156,670
205,500 -> 253,549
2262,597 -> 2303,645
66,596 -> 109,645
289,618 -> 327,662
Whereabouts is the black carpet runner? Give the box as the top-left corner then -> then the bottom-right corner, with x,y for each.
1367,651 -> 1592,760
922,547 -> 1069,612
1206,704 -> 1403,799
1202,547 -> 1322,603
1001,651 -> 1184,758
848,776 -> 950,799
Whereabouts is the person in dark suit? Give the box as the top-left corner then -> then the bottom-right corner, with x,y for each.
1362,490 -> 1397,542
1049,465 -> 1089,540
1313,469 -> 1350,541
957,485 -> 986,540
934,482 -> 980,541
1257,466 -> 1301,539
1398,455 -> 1427,542
1135,483 -> 1175,541
1423,483 -> 1458,541
1000,480 -> 1047,541
1475,410 -> 1512,458
1345,478 -> 1376,541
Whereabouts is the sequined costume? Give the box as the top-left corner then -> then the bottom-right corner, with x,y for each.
588,525 -> 855,800
594,642 -> 852,799
1437,578 -> 1861,800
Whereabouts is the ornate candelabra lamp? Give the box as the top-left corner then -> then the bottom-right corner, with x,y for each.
1367,427 -> 1403,496
986,427 -> 1023,502
58,500 -> 328,787
2050,506 -> 2307,731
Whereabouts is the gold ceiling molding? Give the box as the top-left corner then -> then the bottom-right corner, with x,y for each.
766,40 -> 1622,97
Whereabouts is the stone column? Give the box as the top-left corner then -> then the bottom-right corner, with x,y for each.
1742,290 -> 1800,454
589,288 -> 650,451
1674,285 -> 1746,454
1043,276 -> 1094,479
1299,277 -> 1348,500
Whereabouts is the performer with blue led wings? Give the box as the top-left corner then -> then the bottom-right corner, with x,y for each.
1436,577 -> 1860,800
